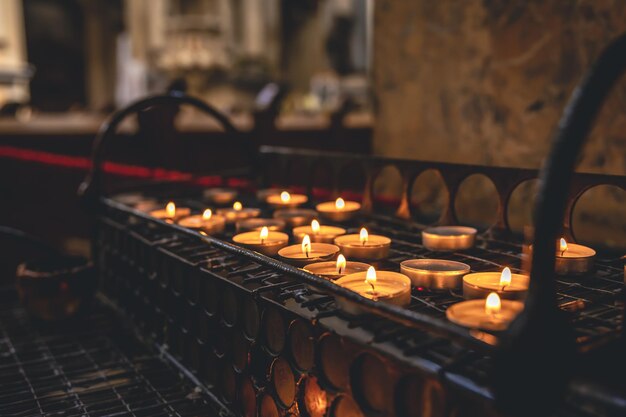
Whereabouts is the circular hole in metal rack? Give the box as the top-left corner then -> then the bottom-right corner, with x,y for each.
297,375 -> 330,417
259,393 -> 281,417
200,276 -> 219,316
200,345 -> 218,387
394,374 -> 447,417
238,373 -> 257,417
315,333 -> 350,391
410,169 -> 448,224
270,356 -> 297,408
372,165 -> 404,215
231,330 -> 251,372
241,297 -> 261,341
506,179 -> 538,235
220,286 -> 238,327
287,319 -> 315,373
329,395 -> 365,417
454,174 -> 499,230
350,352 -> 393,414
338,161 -> 366,200
261,307 -> 287,355
218,359 -> 237,404
571,184 -> 626,250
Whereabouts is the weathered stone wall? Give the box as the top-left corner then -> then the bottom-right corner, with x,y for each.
371,0 -> 626,247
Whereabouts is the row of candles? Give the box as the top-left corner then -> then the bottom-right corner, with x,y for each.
147,190 -> 596,333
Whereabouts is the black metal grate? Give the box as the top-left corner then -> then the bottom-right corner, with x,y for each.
0,288 -> 224,417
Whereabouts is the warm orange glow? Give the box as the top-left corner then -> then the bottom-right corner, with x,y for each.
336,254 -> 346,274
260,226 -> 269,243
202,209 -> 212,220
311,219 -> 320,234
485,292 -> 501,316
360,228 -> 368,245
166,201 -> 176,218
280,191 -> 291,203
335,197 -> 345,210
559,238 -> 568,255
233,201 -> 243,211
499,267 -> 512,287
365,266 -> 377,290
302,235 -> 311,257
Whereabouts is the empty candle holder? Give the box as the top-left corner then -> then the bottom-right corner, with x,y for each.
400,259 -> 470,290
421,226 -> 477,251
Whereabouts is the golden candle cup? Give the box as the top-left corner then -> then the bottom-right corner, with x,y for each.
334,270 -> 411,315
462,271 -> 529,300
177,213 -> 226,235
334,234 -> 391,261
293,225 -> 346,244
236,218 -> 287,233
421,226 -> 477,251
232,231 -> 289,256
446,299 -> 524,332
204,188 -> 238,205
400,259 -> 470,290
316,200 -> 361,222
216,207 -> 261,224
277,243 -> 340,267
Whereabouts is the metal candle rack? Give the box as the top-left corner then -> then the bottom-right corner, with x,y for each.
80,35 -> 626,417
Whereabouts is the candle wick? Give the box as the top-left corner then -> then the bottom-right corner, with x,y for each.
261,238 -> 265,244
367,281 -> 376,293
560,249 -> 565,256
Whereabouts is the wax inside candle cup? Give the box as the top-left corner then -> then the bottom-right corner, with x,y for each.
421,226 -> 477,251
204,188 -> 238,205
232,230 -> 289,256
266,192 -> 308,208
277,243 -> 340,267
334,271 -> 411,315
293,224 -> 346,244
149,204 -> 191,221
273,209 -> 318,227
236,218 -> 287,232
316,200 -> 361,222
177,213 -> 226,235
462,271 -> 529,300
446,298 -> 524,331
400,259 -> 470,290
333,234 -> 391,261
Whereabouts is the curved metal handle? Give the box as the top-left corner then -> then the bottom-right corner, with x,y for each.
78,92 -> 238,204
494,34 -> 626,416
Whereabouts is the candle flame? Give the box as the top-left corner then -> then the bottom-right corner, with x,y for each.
336,254 -> 346,274
499,267 -> 512,287
485,292 -> 501,316
365,266 -> 377,292
302,235 -> 311,257
335,197 -> 345,210
280,191 -> 291,203
260,226 -> 269,243
311,219 -> 320,234
360,228 -> 368,246
202,209 -> 212,220
559,238 -> 568,255
166,201 -> 176,218
233,201 -> 243,211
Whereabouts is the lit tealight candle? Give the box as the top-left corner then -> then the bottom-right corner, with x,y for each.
216,201 -> 261,224
177,209 -> 226,235
463,267 -> 529,300
267,191 -> 308,208
277,234 -> 340,267
400,259 -> 471,290
149,201 -> 191,221
446,292 -> 524,331
232,226 -> 289,256
333,266 -> 411,315
333,228 -> 391,261
555,238 -> 595,275
293,220 -> 347,244
421,226 -> 477,251
273,208 -> 318,227
316,197 -> 361,222
303,254 -> 371,281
